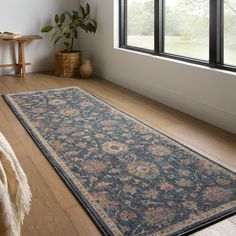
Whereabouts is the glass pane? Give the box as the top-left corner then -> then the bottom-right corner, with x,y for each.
224,0 -> 236,66
164,0 -> 209,60
127,0 -> 154,50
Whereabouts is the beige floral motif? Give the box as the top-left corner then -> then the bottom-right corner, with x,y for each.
118,154 -> 138,163
127,161 -> 160,179
49,99 -> 66,105
126,139 -> 135,144
80,101 -> 94,107
180,159 -> 193,165
32,120 -> 43,128
95,134 -> 104,139
103,127 -> 115,131
60,108 -> 80,116
72,131 -> 85,137
102,141 -> 128,155
182,201 -> 198,211
143,135 -> 153,141
120,210 -> 137,221
162,163 -> 174,170
216,177 -> 232,186
88,147 -> 98,153
144,189 -> 159,198
123,184 -> 136,194
109,168 -> 120,174
147,145 -> 171,156
144,207 -> 175,225
84,124 -> 93,129
122,133 -> 133,139
177,169 -> 191,177
81,160 -> 107,174
167,201 -> 175,207
97,182 -> 111,189
176,179 -> 192,187
44,127 -> 54,133
100,120 -> 117,126
64,151 -> 78,157
132,123 -> 147,134
141,200 -> 156,206
57,126 -> 75,134
32,107 -> 48,114
119,225 -> 130,234
197,160 -> 220,174
78,142 -> 87,148
49,140 -> 65,152
119,176 -> 132,182
203,187 -> 232,201
160,183 -> 175,192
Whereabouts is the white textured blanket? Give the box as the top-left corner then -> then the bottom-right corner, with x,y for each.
0,133 -> 31,236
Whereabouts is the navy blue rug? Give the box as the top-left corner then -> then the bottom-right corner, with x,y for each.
3,87 -> 236,236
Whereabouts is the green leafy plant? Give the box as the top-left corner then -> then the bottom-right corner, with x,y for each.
41,3 -> 97,52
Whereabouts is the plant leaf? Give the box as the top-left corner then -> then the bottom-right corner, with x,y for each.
53,36 -> 62,45
86,3 -> 90,15
85,22 -> 96,33
55,14 -> 60,24
41,26 -> 53,32
60,13 -> 65,24
62,26 -> 70,35
72,11 -> 79,20
79,24 -> 88,33
50,30 -> 58,43
80,6 -> 86,19
65,33 -> 71,39
91,20 -> 97,32
64,42 -> 70,48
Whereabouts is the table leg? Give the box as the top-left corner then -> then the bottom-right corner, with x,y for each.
18,41 -> 26,78
17,42 -> 22,76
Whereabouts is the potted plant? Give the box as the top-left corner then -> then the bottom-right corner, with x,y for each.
41,3 -> 97,78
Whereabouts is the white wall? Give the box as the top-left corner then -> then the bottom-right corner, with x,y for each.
0,0 -> 79,74
79,0 -> 236,134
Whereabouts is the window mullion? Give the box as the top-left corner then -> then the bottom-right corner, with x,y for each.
119,0 -> 126,47
219,0 -> 224,65
210,0 -> 223,66
155,0 -> 164,54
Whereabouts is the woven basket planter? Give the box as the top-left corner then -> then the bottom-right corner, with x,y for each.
55,51 -> 81,78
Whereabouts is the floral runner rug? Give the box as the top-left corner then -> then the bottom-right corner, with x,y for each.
3,87 -> 236,236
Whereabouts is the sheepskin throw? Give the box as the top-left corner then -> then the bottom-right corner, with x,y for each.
0,133 -> 31,236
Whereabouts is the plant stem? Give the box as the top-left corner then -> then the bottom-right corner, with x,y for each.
70,37 -> 74,51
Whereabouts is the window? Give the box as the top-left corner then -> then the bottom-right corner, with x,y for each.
164,0 -> 209,60
127,0 -> 154,50
224,0 -> 236,66
119,0 -> 236,72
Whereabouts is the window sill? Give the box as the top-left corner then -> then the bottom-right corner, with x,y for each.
114,46 -> 236,76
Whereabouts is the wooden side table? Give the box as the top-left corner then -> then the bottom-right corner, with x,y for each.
0,35 -> 42,78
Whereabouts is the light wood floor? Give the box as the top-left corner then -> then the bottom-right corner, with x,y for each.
0,73 -> 235,236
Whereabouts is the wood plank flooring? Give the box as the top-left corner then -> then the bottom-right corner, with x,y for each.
0,73 -> 235,236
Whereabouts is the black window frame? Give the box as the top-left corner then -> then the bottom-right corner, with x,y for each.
119,0 -> 236,73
